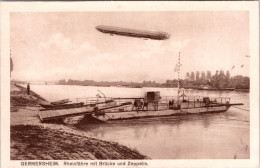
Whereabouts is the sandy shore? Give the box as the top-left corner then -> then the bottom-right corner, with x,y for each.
10,84 -> 147,160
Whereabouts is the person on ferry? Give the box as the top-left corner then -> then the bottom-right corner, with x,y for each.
132,99 -> 138,111
169,100 -> 173,109
143,98 -> 148,110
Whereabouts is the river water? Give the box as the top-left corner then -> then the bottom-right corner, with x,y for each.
30,85 -> 250,159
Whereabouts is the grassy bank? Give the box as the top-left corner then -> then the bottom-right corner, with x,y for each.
10,84 -> 147,160
11,125 -> 146,160
11,84 -> 46,112
14,84 -> 46,101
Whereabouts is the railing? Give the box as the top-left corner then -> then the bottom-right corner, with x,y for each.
160,96 -> 230,104
74,96 -> 230,106
75,97 -> 139,105
75,97 -> 113,104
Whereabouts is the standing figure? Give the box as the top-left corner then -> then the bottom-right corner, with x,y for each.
132,99 -> 138,111
143,98 -> 148,110
27,83 -> 30,95
168,100 -> 172,109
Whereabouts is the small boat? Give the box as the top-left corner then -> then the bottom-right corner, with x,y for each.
50,99 -> 71,105
85,100 -> 115,107
235,89 -> 250,92
197,87 -> 235,91
40,102 -> 84,110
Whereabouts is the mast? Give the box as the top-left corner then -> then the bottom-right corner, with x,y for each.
177,52 -> 181,102
178,52 -> 180,89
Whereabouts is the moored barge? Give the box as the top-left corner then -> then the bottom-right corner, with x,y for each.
39,91 -> 243,122
91,91 -> 242,121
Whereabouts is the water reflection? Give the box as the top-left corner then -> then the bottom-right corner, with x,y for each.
202,115 -> 210,128
76,111 -> 249,159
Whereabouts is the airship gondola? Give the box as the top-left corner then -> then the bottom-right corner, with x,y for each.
96,25 -> 170,40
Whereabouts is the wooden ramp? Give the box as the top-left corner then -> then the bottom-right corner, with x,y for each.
39,102 -> 133,122
39,106 -> 94,121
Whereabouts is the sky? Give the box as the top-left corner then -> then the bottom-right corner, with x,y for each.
10,12 -> 249,83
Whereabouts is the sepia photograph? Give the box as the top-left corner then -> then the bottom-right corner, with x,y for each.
1,1 -> 259,168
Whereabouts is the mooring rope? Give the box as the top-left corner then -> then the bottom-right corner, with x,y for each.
232,106 -> 250,111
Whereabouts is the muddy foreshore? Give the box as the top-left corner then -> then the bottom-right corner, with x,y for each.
10,84 -> 147,160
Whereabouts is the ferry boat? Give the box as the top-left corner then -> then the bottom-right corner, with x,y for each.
39,90 -> 243,122
90,91 -> 242,122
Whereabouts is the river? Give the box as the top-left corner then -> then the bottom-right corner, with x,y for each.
29,85 -> 250,159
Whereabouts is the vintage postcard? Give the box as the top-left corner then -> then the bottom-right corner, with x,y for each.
1,1 -> 259,168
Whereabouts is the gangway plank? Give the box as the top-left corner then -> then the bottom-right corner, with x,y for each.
39,102 -> 132,121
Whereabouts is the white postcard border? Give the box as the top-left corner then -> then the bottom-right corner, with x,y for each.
1,1 -> 259,168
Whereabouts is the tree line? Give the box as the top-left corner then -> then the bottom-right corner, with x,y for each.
57,70 -> 249,89
58,79 -> 162,88
166,70 -> 249,89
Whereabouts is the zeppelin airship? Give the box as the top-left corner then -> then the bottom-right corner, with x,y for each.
96,25 -> 170,40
